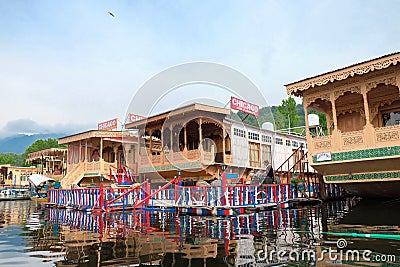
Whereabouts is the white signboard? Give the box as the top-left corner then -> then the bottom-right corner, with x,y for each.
316,152 -> 332,162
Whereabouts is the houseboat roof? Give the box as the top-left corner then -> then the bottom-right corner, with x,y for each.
125,103 -> 230,128
285,51 -> 400,97
26,147 -> 67,162
58,130 -> 138,145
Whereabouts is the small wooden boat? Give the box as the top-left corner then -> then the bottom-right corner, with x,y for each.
0,188 -> 31,201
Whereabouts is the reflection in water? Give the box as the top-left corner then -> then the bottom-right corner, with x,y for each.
0,198 -> 399,266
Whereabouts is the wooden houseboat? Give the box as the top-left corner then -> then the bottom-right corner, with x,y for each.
26,147 -> 67,180
58,130 -> 138,188
0,165 -> 41,187
285,52 -> 400,197
125,103 -> 309,184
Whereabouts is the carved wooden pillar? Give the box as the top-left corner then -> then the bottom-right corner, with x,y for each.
198,118 -> 203,150
222,125 -> 226,163
170,125 -> 173,151
79,141 -> 82,162
361,84 -> 371,125
85,140 -> 88,162
183,125 -> 187,151
330,93 -> 338,131
100,137 -> 103,159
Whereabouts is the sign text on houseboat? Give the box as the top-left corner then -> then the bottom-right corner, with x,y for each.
98,118 -> 118,131
231,96 -> 259,116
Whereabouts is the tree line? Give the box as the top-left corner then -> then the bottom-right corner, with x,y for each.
0,138 -> 65,167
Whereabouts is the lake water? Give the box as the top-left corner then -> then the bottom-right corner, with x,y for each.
0,198 -> 399,266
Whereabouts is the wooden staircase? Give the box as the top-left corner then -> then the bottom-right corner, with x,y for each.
60,164 -> 85,189
274,144 -> 319,194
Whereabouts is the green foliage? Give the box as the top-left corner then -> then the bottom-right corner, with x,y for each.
24,138 -> 63,156
0,138 -> 64,167
0,153 -> 25,166
276,97 -> 301,130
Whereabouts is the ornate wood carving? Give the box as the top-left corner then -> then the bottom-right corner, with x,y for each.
286,53 -> 400,95
343,136 -> 363,146
365,76 -> 397,93
314,140 -> 332,149
333,85 -> 362,100
376,131 -> 400,142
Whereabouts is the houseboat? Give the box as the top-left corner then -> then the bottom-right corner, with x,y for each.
0,188 -> 31,201
0,165 -> 41,187
285,52 -> 400,197
58,130 -> 138,188
125,103 -> 310,185
26,147 -> 67,180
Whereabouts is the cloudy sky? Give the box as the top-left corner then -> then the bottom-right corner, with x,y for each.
1,0 -> 399,138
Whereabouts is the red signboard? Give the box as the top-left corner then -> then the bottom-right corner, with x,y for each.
230,96 -> 259,116
128,113 -> 146,122
98,118 -> 118,131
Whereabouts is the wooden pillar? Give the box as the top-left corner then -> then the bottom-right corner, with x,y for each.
79,141 -> 82,162
361,84 -> 371,125
184,125 -> 187,150
85,140 -> 88,162
330,93 -> 338,131
170,125 -> 173,152
198,118 -> 203,150
100,138 -> 103,159
222,125 -> 226,163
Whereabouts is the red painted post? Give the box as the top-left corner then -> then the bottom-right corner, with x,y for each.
221,165 -> 227,206
99,181 -> 104,211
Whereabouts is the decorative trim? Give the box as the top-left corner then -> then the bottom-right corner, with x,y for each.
286,53 -> 400,95
343,135 -> 363,146
334,85 -> 362,100
365,76 -> 397,93
312,146 -> 400,163
139,161 -> 201,173
325,171 -> 400,182
314,140 -> 331,149
376,131 -> 399,142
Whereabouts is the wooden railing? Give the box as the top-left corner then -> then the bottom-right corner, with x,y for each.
310,124 -> 400,156
139,148 -> 231,169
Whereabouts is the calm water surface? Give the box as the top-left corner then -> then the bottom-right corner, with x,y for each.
0,199 -> 399,266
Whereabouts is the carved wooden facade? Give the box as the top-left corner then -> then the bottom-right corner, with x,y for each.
285,52 -> 400,197
126,103 -> 308,183
58,130 -> 138,188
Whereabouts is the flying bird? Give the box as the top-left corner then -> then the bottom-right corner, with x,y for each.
108,12 -> 115,17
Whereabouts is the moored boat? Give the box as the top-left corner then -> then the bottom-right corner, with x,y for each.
0,188 -> 31,201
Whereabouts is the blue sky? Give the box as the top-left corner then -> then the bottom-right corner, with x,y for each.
0,0 -> 399,138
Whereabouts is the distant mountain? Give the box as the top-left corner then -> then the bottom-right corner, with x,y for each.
0,133 -> 67,154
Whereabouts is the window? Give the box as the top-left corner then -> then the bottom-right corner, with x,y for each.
233,128 -> 246,138
249,142 -> 260,168
275,138 -> 283,145
261,144 -> 272,164
382,111 -> 400,126
262,135 -> 272,143
292,140 -> 299,147
299,142 -> 305,148
285,140 -> 291,146
248,132 -> 259,141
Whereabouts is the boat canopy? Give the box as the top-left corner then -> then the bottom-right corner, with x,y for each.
28,174 -> 55,187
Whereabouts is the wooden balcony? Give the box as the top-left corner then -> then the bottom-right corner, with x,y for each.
310,124 -> 400,165
138,148 -> 231,172
67,160 -> 117,177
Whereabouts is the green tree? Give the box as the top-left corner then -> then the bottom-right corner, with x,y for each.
23,138 -> 65,166
275,97 -> 301,130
